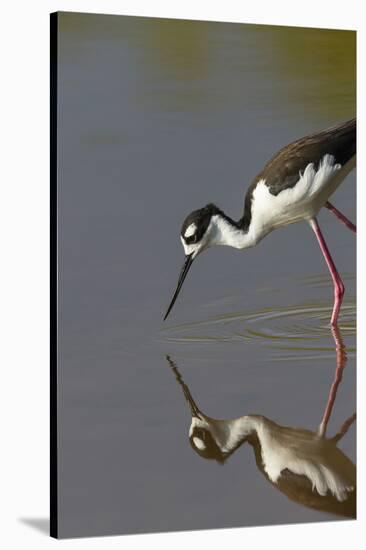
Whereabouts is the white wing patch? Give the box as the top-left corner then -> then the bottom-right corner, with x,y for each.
257,423 -> 354,502
184,223 -> 197,238
192,437 -> 206,451
249,154 -> 345,239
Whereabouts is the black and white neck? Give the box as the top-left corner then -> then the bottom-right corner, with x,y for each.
180,203 -> 259,258
189,410 -> 355,504
205,211 -> 256,250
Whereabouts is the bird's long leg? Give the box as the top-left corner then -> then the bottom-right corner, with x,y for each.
318,326 -> 346,437
325,201 -> 356,233
309,218 -> 345,326
332,413 -> 356,443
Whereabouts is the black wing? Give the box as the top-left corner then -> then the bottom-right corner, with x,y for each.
242,118 -> 356,225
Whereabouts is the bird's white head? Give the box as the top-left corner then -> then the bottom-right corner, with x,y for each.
180,203 -> 220,258
189,421 -> 229,464
164,204 -> 230,320
166,355 -> 252,463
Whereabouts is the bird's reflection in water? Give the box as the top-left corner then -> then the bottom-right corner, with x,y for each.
166,327 -> 356,518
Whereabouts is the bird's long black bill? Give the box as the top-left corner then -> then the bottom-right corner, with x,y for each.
166,355 -> 201,418
164,254 -> 194,320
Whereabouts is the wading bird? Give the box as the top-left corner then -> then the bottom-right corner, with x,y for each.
166,341 -> 356,518
164,119 -> 356,325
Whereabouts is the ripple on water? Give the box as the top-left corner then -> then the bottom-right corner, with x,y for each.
159,277 -> 356,358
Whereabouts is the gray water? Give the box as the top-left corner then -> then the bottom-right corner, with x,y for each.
56,12 -> 356,538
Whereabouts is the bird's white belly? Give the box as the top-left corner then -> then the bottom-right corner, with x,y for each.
257,426 -> 354,501
250,154 -> 355,241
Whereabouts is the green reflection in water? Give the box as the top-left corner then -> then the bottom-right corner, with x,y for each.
58,13 -> 356,120
136,19 -> 355,119
143,18 -> 211,80
263,26 -> 356,119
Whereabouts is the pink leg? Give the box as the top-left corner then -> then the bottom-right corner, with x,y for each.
309,218 -> 345,326
318,326 -> 346,437
325,201 -> 356,233
332,413 -> 356,443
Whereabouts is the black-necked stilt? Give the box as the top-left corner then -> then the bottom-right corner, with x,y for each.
164,118 -> 356,325
166,346 -> 356,517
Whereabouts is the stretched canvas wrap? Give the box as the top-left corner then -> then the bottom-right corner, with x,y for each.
50,12 -> 356,539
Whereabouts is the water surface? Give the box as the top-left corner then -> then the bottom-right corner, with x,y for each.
56,13 -> 356,538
